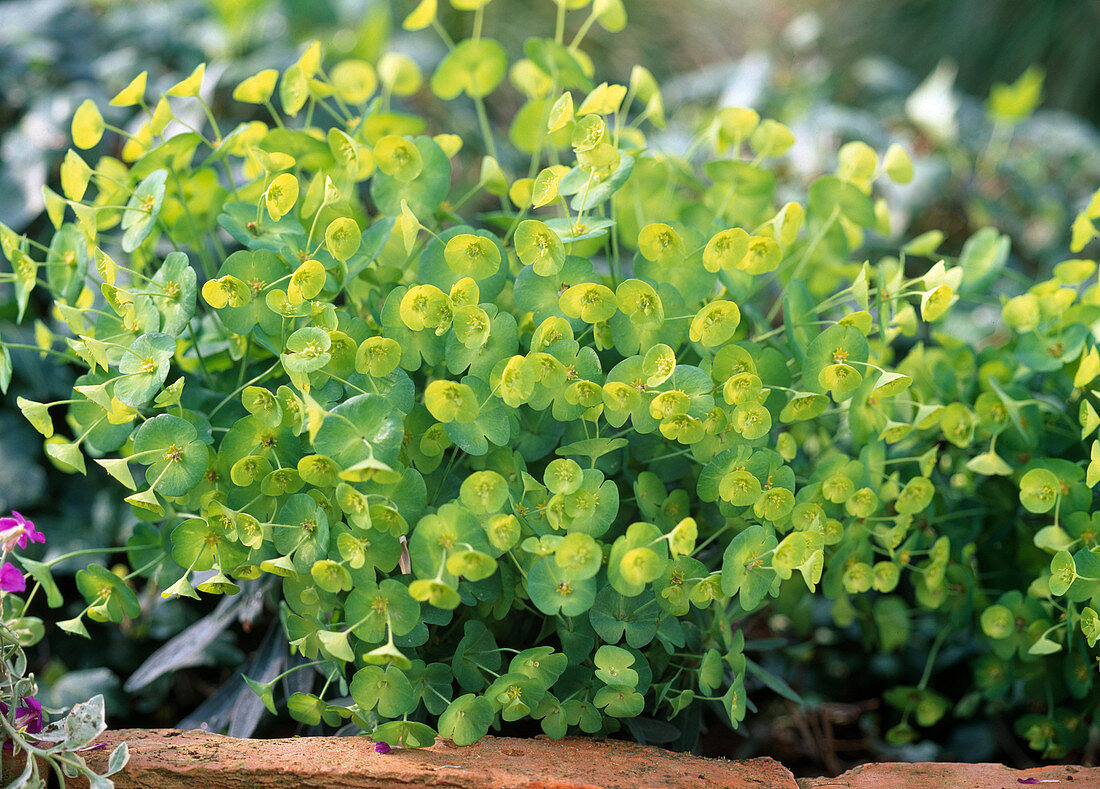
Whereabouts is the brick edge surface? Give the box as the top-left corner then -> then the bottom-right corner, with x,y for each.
46,728 -> 801,789
7,730 -> 1100,789
797,760 -> 1100,789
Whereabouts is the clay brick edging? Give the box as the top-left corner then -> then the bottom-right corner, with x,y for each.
71,729 -> 800,789
8,729 -> 1100,789
798,761 -> 1100,789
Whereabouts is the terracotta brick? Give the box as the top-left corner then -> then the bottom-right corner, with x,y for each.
798,762 -> 1100,789
69,729 -> 800,789
11,730 -> 1099,789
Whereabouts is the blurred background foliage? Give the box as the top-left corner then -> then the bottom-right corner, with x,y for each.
816,0 -> 1100,126
0,0 -> 1097,774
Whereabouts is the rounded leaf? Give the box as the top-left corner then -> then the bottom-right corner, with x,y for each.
266,173 -> 299,222
515,220 -> 565,276
1020,468 -> 1060,514
438,694 -> 494,746
72,100 -> 105,149
445,234 -> 501,279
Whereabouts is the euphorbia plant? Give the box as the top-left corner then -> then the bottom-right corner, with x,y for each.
3,0 -> 1100,755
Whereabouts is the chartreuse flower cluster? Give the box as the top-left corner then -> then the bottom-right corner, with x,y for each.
0,511 -> 129,787
2,0 -> 1100,754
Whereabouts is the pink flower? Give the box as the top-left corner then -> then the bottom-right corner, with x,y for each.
0,563 -> 25,593
0,696 -> 43,735
0,512 -> 44,552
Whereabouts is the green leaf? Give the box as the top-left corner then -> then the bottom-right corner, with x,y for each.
555,437 -> 628,460
593,684 -> 644,718
445,233 -> 501,279
895,476 -> 934,515
287,692 -> 323,725
1048,550 -> 1077,596
509,647 -> 568,687
106,741 -> 130,777
485,672 -> 545,721
244,676 -> 277,715
1028,636 -> 1062,656
698,650 -> 723,693
9,616 -> 43,648
323,217 -> 361,263
1020,468 -> 1060,514
374,136 -> 424,182
808,175 -> 874,226
122,169 -> 168,252
438,694 -> 494,745
351,665 -> 415,718
17,397 -> 53,438
589,587 -> 660,647
151,251 -> 197,336
452,620 -> 500,692
567,154 -> 634,212
594,645 -> 639,688
528,559 -> 596,616
313,393 -> 405,468
75,564 -> 140,622
17,557 -> 63,608
431,38 -> 508,99
957,227 -> 1009,294
116,333 -> 175,407
525,38 -> 593,91
45,225 -> 88,303
57,615 -> 90,638
346,578 -> 420,642
745,657 -> 803,703
515,220 -> 566,276
371,720 -> 437,749
131,413 -> 207,496
721,524 -> 779,611
372,137 -> 452,218
46,440 -> 86,474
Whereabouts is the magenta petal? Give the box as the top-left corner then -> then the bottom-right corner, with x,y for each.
373,742 -> 392,754
16,697 -> 43,735
0,562 -> 26,593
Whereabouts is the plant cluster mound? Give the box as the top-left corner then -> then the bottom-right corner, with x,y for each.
2,0 -> 1100,757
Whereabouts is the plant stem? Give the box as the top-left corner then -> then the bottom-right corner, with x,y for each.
766,206 -> 840,323
209,359 -> 283,419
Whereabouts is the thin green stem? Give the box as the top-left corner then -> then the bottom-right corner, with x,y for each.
39,543 -> 156,568
208,359 -> 282,419
473,95 -> 500,163
766,206 -> 840,322
917,626 -> 950,690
